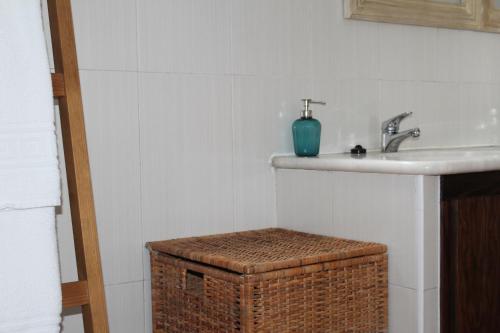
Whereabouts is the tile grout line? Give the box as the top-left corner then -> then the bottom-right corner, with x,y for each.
229,0 -> 237,233
416,176 -> 425,333
133,0 -> 147,332
133,0 -> 143,284
105,279 -> 145,288
76,68 -> 500,87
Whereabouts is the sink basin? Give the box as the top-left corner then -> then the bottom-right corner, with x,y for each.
271,146 -> 500,175
381,146 -> 500,162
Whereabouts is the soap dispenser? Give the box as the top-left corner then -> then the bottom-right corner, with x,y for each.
292,99 -> 326,157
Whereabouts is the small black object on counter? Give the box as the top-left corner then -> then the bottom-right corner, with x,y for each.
350,145 -> 367,156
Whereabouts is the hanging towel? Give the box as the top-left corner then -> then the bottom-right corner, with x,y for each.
0,0 -> 60,209
0,1 -> 62,332
0,209 -> 61,333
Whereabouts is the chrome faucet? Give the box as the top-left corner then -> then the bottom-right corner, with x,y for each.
381,112 -> 420,153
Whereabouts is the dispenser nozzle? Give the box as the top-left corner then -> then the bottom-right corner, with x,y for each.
301,99 -> 326,118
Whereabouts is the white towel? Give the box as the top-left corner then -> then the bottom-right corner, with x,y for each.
0,1 -> 62,332
0,208 -> 61,333
0,0 -> 60,209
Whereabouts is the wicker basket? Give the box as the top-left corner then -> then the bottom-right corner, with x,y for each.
147,228 -> 388,333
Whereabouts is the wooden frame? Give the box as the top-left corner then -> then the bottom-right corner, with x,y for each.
47,0 -> 110,332
344,0 -> 500,33
485,0 -> 500,30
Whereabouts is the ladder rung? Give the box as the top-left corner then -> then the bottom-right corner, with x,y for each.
62,281 -> 89,309
51,73 -> 65,97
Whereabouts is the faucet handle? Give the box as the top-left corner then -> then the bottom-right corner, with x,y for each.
382,112 -> 412,134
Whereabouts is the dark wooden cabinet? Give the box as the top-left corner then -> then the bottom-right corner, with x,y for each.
441,172 -> 500,333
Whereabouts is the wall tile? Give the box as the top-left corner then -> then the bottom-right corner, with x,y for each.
380,80 -> 462,150
379,24 -> 437,81
275,169 -> 421,328
139,73 -> 234,241
311,77 -> 343,153
232,76 -> 311,230
143,280 -> 152,333
389,285 -> 418,333
231,0 -> 312,77
56,209 -> 78,282
385,175 -> 419,289
352,21 -> 380,80
435,29 -> 461,82
106,282 -> 145,333
71,0 -> 137,71
458,31 -> 497,83
54,106 -> 79,283
311,0 -> 379,80
423,177 -> 440,290
138,0 -> 231,74
311,78 -> 380,154
490,42 -> 500,84
80,71 -> 143,285
309,0 -> 338,79
337,79 -> 380,151
276,170 -> 334,235
276,170 -> 418,289
379,81 -> 420,127
416,82 -> 461,148
459,83 -> 499,146
142,248 -> 152,281
488,84 -> 500,145
60,312 -> 84,333
415,82 -> 458,126
330,172 -> 418,289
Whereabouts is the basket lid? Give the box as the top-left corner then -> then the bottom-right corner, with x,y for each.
147,228 -> 387,274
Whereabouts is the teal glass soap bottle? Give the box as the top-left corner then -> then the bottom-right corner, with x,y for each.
292,99 -> 326,157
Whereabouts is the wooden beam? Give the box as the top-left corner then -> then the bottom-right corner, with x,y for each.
62,281 -> 89,309
47,0 -> 109,332
51,73 -> 65,97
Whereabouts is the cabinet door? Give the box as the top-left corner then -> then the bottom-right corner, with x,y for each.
441,172 -> 500,333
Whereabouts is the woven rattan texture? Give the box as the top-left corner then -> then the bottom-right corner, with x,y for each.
148,228 -> 387,274
150,251 -> 388,333
149,229 -> 388,333
251,255 -> 388,332
151,255 -> 242,332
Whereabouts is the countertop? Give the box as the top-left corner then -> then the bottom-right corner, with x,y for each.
271,146 -> 500,175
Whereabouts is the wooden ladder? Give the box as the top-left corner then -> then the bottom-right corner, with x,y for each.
47,0 -> 109,332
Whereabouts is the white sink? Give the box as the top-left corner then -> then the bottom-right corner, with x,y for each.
271,146 -> 500,175
381,146 -> 500,161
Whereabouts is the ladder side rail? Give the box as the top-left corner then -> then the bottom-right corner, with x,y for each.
47,0 -> 109,332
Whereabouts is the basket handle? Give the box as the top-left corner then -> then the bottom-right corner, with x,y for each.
179,269 -> 205,294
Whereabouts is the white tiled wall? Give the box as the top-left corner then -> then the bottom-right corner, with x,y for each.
80,71 -> 143,286
42,0 -> 500,332
275,170 -> 419,289
275,170 -> 441,333
310,1 -> 500,153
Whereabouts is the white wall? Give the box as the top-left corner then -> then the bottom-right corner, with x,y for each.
41,0 -> 500,332
275,170 -> 441,333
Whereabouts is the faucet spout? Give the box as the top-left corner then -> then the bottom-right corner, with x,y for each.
383,128 -> 420,153
381,112 -> 420,152
381,112 -> 412,134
